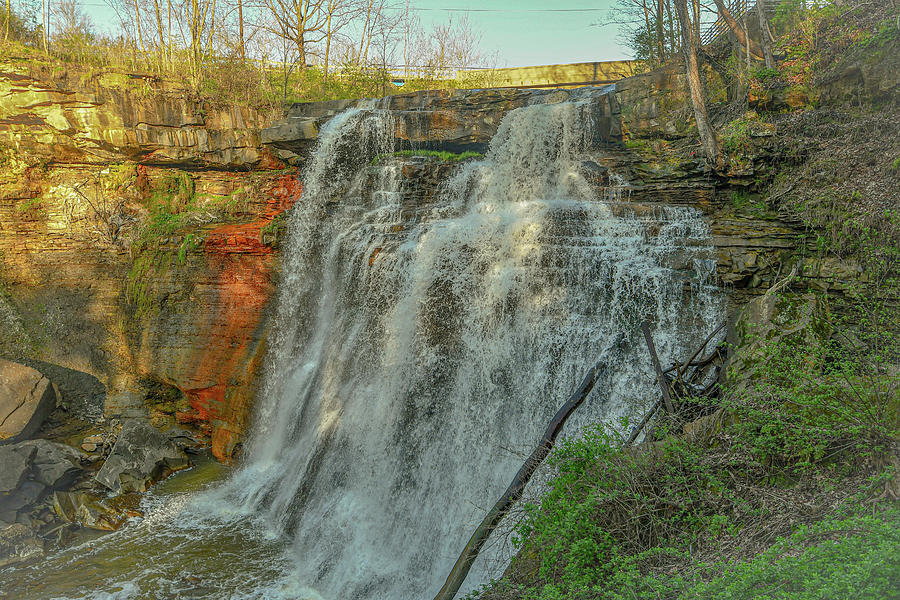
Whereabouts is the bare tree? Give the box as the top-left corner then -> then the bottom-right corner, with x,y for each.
756,0 -> 776,69
673,0 -> 721,167
41,0 -> 49,52
186,0 -> 217,81
262,0 -> 328,68
52,0 -> 92,39
711,0 -> 764,60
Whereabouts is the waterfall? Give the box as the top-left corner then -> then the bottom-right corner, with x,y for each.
214,93 -> 724,599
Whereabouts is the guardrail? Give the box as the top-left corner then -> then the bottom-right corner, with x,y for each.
700,0 -> 777,46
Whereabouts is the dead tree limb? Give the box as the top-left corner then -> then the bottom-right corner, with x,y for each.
711,0 -> 765,60
625,399 -> 661,446
676,321 -> 726,381
432,335 -> 623,600
641,321 -> 675,414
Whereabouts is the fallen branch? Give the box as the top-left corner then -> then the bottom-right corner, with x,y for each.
676,321 -> 726,381
432,335 -> 623,600
625,399 -> 661,447
641,321 -> 675,414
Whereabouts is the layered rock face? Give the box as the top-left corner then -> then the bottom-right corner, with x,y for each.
0,66 -> 292,460
0,68 -> 272,168
0,65 -> 830,461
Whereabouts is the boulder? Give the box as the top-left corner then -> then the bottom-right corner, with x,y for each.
18,439 -> 84,489
0,444 -> 36,495
52,490 -> 142,531
0,440 -> 85,524
0,523 -> 43,568
0,359 -> 60,444
95,420 -> 191,493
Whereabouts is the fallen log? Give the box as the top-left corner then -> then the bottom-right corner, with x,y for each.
431,335 -> 623,600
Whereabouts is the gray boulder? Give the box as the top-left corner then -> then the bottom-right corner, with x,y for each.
95,420 -> 190,493
0,444 -> 36,495
18,439 -> 84,489
0,440 -> 85,523
0,358 -> 60,444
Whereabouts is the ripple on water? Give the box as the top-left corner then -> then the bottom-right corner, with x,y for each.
1,457 -> 313,600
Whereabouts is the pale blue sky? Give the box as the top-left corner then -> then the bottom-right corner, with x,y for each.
407,0 -> 627,67
75,0 -> 629,67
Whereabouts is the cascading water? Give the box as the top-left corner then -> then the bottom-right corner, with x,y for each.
2,91 -> 723,600
217,93 -> 723,599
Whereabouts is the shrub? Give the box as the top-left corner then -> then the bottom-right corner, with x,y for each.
684,507 -> 900,600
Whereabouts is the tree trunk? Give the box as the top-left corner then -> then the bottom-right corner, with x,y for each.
756,0 -> 776,69
674,0 -> 722,168
665,0 -> 677,55
655,0 -> 665,63
133,0 -> 145,53
238,0 -> 245,60
41,0 -> 48,53
167,0 -> 172,69
297,0 -> 307,68
323,0 -> 334,84
642,0 -> 655,63
5,0 -> 11,42
711,0 -> 764,59
152,0 -> 166,69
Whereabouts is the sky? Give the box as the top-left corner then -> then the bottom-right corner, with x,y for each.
74,0 -> 630,68
404,0 -> 628,67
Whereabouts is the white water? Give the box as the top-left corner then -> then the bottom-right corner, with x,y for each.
216,94 -> 723,599
1,92 -> 723,600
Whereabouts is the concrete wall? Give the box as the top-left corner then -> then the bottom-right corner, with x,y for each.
459,60 -> 641,89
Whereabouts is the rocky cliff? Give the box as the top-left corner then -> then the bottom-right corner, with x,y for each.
0,63 -> 839,461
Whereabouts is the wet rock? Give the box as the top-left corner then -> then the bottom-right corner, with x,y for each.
95,420 -> 191,493
18,439 -> 84,489
0,444 -> 36,494
0,358 -> 61,444
81,433 -> 105,453
0,523 -> 43,567
52,490 -> 142,531
0,440 -> 85,526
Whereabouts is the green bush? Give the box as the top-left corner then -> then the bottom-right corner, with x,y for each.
508,425 -> 735,600
685,507 -> 900,600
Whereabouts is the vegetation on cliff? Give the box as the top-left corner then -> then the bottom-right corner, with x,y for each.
472,3 -> 899,599
0,0 -> 495,110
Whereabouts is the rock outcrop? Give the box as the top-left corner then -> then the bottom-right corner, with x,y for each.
0,68 -> 274,169
0,64 -> 829,462
0,359 -> 60,444
95,420 -> 190,494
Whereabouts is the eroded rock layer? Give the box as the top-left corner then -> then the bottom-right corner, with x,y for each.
2,66 -> 848,461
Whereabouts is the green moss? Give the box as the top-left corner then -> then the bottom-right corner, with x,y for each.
370,149 -> 483,166
260,214 -> 287,246
14,197 -> 45,215
125,250 -> 166,319
176,233 -> 202,265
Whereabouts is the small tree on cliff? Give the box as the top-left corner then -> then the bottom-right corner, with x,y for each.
673,0 -> 722,168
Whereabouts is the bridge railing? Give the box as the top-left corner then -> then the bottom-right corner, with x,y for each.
700,0 -> 777,46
